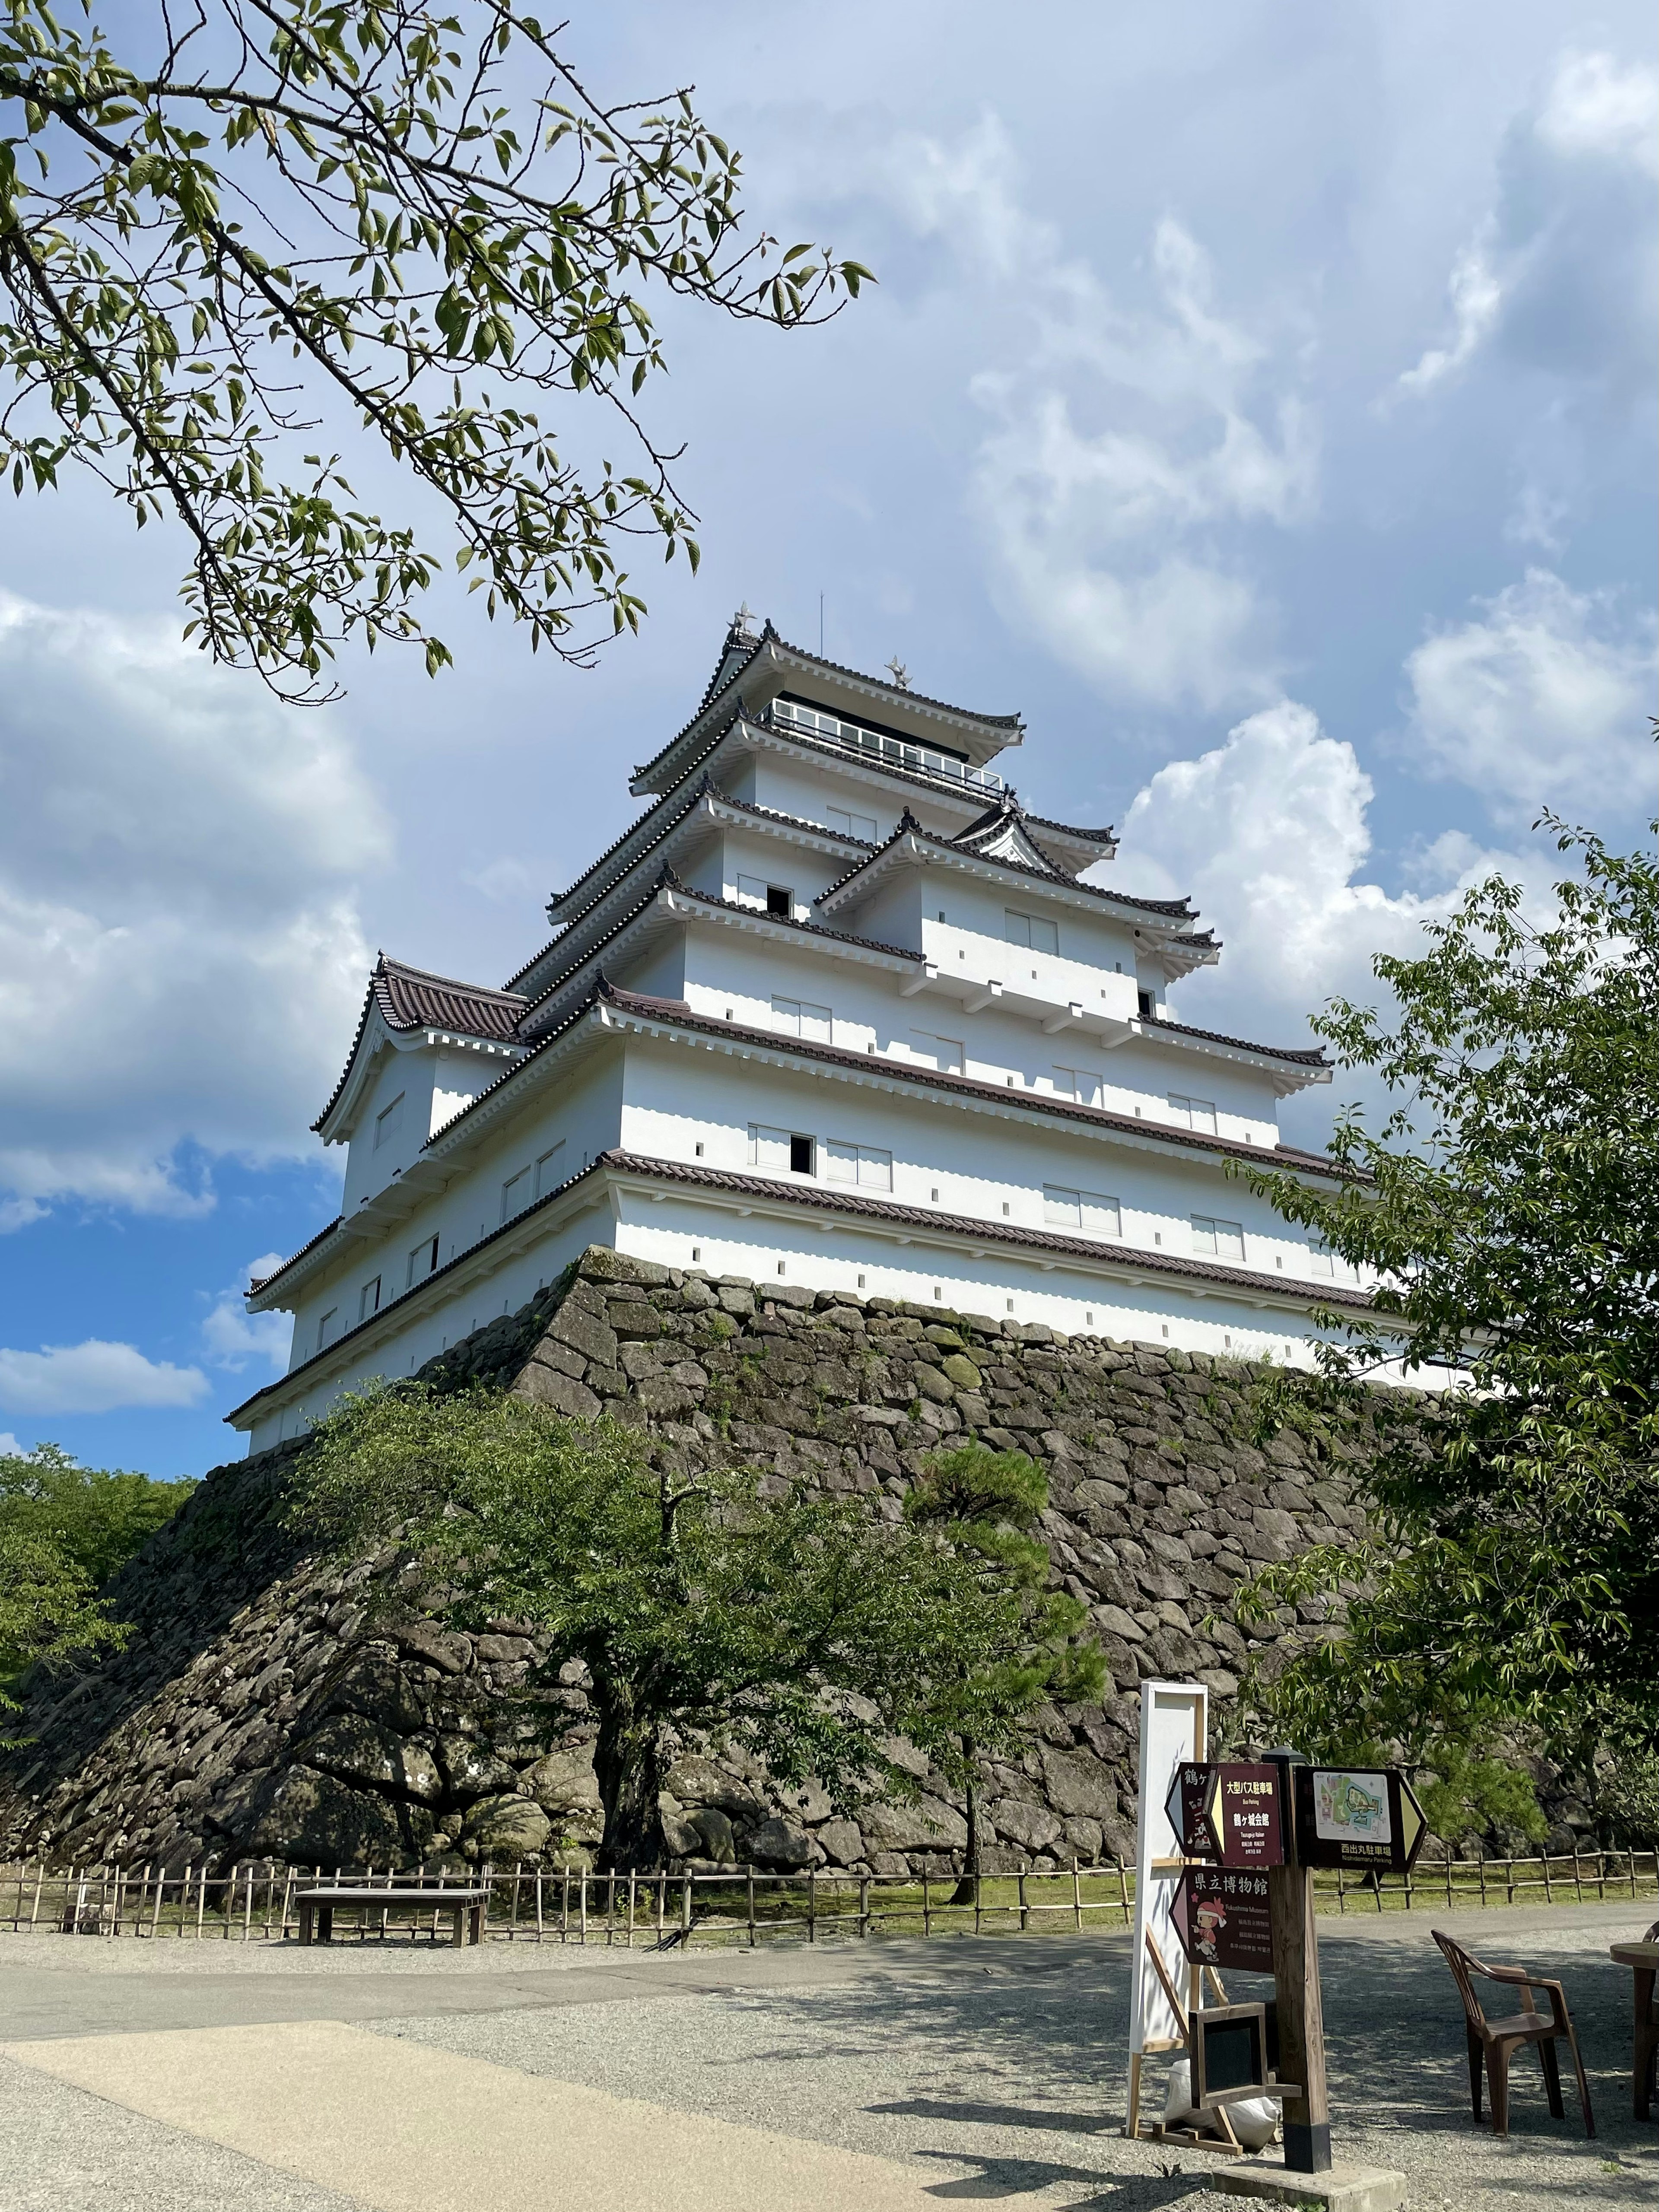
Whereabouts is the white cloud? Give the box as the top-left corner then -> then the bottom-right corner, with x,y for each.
0,1341 -> 210,1416
0,591 -> 390,1225
1397,238 -> 1503,395
0,1434 -> 21,1458
201,1253 -> 293,1374
1404,569 -> 1655,823
1397,49 -> 1658,406
1110,700 -> 1528,1081
877,120 -> 1315,709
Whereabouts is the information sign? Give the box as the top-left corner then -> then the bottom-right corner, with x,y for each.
1203,1761 -> 1285,1868
1292,1765 -> 1427,1873
1171,1864 -> 1274,1974
1164,1761 -> 1218,1859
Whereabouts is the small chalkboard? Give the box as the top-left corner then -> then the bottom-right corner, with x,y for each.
1191,2001 -> 1298,2109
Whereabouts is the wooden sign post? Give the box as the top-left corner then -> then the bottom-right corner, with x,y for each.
1266,1747 -> 1332,2175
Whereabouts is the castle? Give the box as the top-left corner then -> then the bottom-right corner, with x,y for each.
231,618 -> 1359,1452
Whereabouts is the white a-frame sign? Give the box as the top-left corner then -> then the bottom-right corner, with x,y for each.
1125,1677 -> 1208,2139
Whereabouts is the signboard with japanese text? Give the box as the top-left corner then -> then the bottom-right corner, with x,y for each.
1172,1864 -> 1275,1974
1204,1762 -> 1285,1868
1164,1762 -> 1219,1859
1292,1765 -> 1427,1873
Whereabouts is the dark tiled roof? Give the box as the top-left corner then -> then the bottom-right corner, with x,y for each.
508,775 -> 879,995
629,620 -> 1023,789
756,626 -> 1025,732
517,871 -> 920,1038
312,957 -> 527,1134
228,1142 -> 1369,1424
1145,1016 -> 1329,1070
540,713 -> 744,928
818,812 -> 1207,931
247,1214 -> 345,1298
1027,813 -> 1117,845
373,957 -> 525,1040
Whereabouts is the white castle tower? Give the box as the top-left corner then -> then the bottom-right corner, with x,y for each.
232,617 -> 1359,1452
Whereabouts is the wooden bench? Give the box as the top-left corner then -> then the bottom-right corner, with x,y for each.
296,1885 -> 490,1947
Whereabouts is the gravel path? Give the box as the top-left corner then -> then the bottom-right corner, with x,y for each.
1,1901 -> 1652,2210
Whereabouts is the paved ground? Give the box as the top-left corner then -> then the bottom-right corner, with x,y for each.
1,1901 -> 1652,2211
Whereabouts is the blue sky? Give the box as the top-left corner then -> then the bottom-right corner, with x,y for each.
0,2 -> 1653,1477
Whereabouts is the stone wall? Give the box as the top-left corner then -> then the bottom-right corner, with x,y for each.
0,1249 -> 1373,1874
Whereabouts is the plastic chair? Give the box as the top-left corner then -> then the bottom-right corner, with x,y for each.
1636,1920 -> 1659,2120
1432,1929 -> 1595,2138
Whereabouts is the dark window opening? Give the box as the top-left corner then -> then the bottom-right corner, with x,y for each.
766,884 -> 792,918
1138,989 -> 1155,1020
789,1133 -> 814,1175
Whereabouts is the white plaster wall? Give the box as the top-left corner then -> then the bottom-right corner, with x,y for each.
614,1033 -> 1334,1287
338,1046 -> 438,1210
287,1044 -> 627,1372
611,1190 -> 1332,1369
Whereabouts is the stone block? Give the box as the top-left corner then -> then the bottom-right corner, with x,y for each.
862,1795 -> 967,1851
816,1817 -> 865,1865
523,1748 -> 601,1811
245,1764 -> 404,1864
389,1617 -> 470,1675
514,1364 -> 601,1418
940,1354 -> 983,1391
1214,2161 -> 1406,2212
461,1793 -> 553,1858
542,1306 -> 619,1368
747,1815 -> 813,1870
990,1797 -> 1063,1853
1039,1747 -> 1119,1822
914,1363 -> 956,1402
438,1734 -> 518,1799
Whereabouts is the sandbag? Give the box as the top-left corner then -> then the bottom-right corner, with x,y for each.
1162,2057 -> 1280,2148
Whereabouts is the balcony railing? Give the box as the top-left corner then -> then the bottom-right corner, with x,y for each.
769,698 -> 1004,794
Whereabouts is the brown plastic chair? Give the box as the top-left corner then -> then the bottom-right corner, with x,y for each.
1433,1929 -> 1595,2138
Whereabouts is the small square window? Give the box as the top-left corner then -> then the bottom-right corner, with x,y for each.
857,1274 -> 866,1288
695,1141 -> 705,1158
938,909 -> 946,922
691,1245 -> 702,1262
766,884 -> 792,918
1001,1201 -> 1010,1216
777,1260 -> 787,1276
933,1286 -> 942,1300
1006,1298 -> 1014,1313
789,1133 -> 814,1175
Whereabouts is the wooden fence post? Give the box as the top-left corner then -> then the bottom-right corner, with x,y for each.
1017,1868 -> 1029,1933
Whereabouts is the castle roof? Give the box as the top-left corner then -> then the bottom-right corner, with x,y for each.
312,956 -> 526,1136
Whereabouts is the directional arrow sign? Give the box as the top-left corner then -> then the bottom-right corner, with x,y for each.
1292,1766 -> 1430,1873
1165,1762 -> 1218,1859
1203,1761 -> 1286,1868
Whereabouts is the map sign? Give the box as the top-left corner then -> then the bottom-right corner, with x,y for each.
1171,1865 -> 1275,1974
1292,1765 -> 1427,1872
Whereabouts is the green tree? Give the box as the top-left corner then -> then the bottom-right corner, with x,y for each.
904,1443 -> 1104,1898
0,1443 -> 191,1732
1234,815 -> 1658,1835
0,1440 -> 197,1586
0,1 -> 869,699
295,1386 -> 1087,1870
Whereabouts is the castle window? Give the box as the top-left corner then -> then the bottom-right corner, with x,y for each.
1043,1186 -> 1121,1236
1192,1216 -> 1245,1261
501,1165 -> 532,1220
750,1123 -> 815,1176
316,1307 -> 339,1351
773,995 -> 833,1043
909,1030 -> 963,1074
406,1234 -> 439,1287
1170,1093 -> 1217,1135
766,884 -> 793,918
358,1276 -> 381,1321
824,1141 -> 891,1191
534,1141 -> 566,1196
1138,989 -> 1155,1020
373,1092 -> 404,1148
1004,909 -> 1058,954
826,805 -> 878,842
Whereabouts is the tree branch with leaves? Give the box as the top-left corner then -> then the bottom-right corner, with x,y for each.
0,0 -> 871,699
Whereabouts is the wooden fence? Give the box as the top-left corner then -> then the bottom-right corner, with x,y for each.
2,1846 -> 1654,1947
